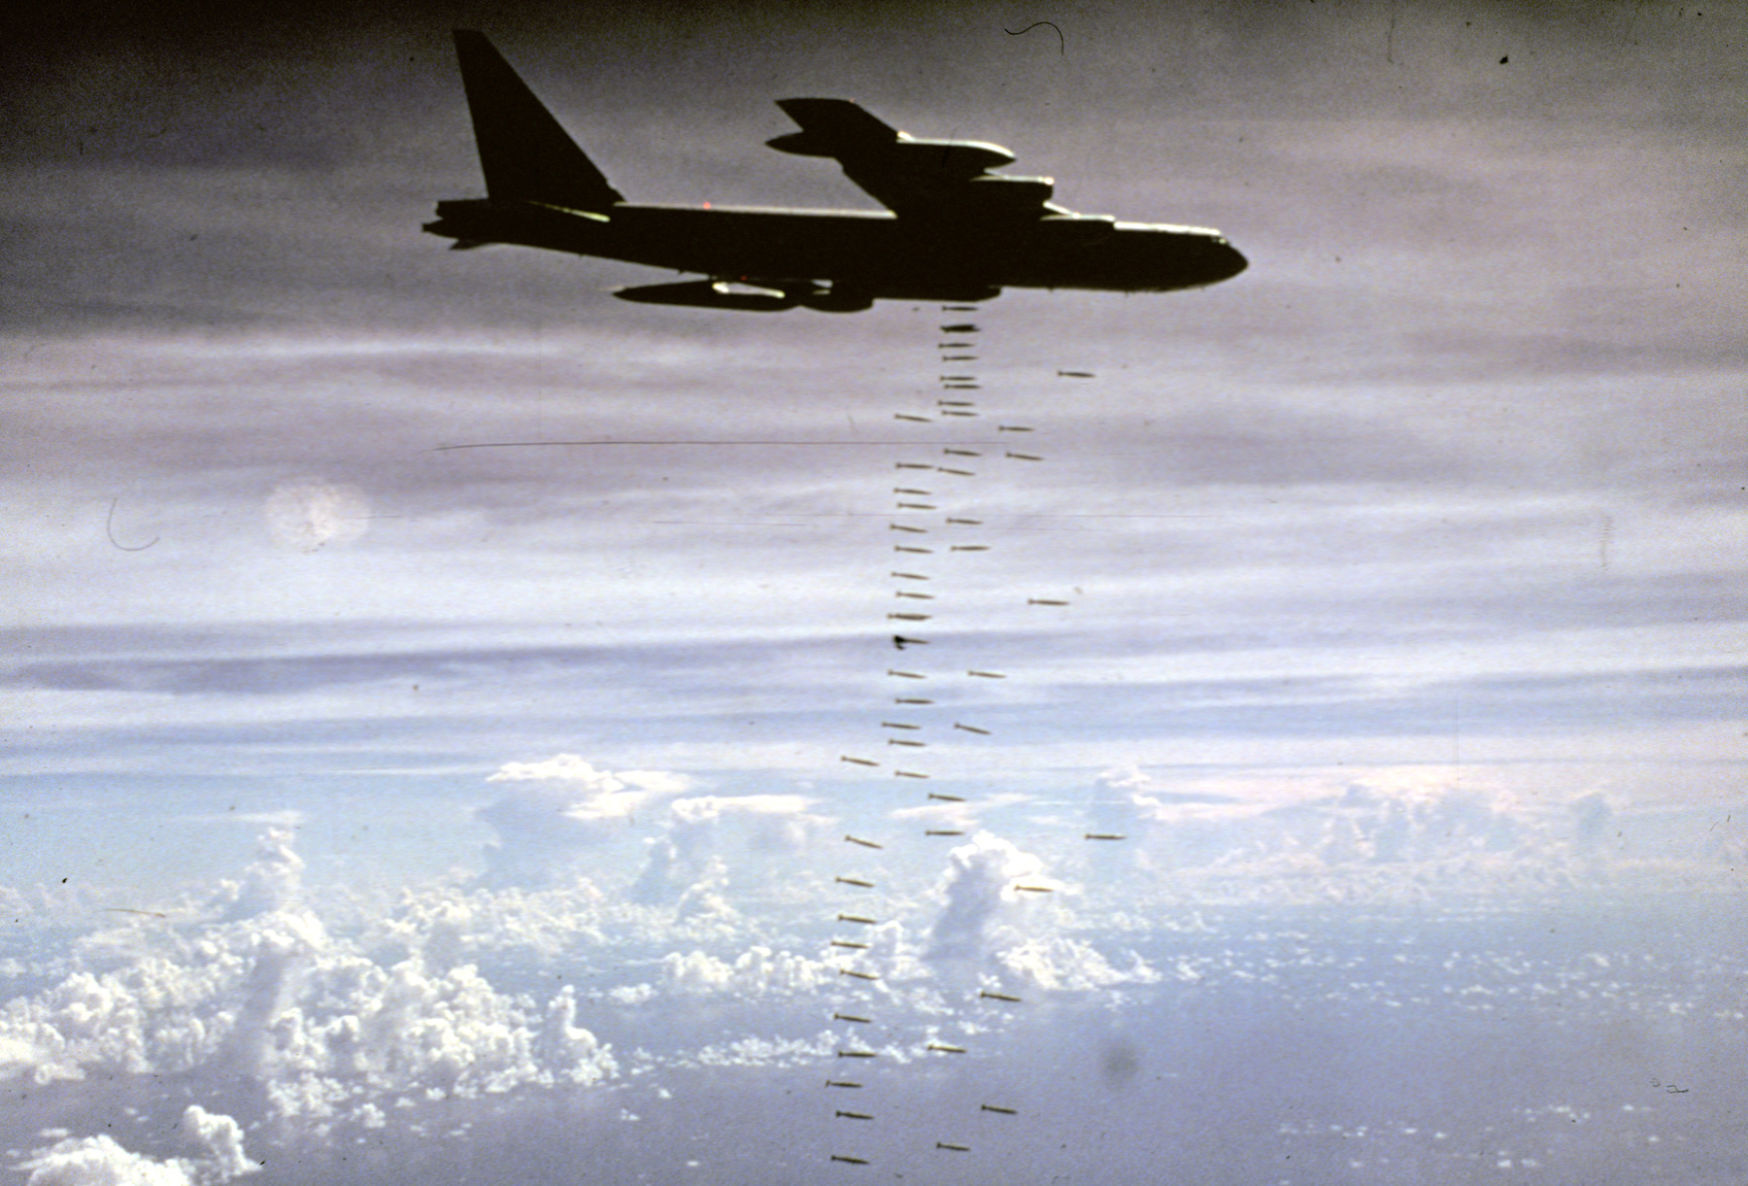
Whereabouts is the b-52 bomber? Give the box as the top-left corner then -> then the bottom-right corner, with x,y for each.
425,30 -> 1247,312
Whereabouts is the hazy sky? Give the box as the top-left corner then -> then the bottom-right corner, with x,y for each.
2,2 -> 1745,1183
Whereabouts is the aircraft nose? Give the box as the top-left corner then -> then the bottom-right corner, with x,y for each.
1212,239 -> 1248,281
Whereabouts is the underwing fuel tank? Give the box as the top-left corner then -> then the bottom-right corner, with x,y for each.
614,279 -> 799,311
614,279 -> 874,312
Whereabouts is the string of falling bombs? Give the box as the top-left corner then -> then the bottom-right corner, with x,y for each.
828,308 -> 1049,1171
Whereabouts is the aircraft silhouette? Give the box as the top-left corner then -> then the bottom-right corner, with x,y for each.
425,31 -> 1247,312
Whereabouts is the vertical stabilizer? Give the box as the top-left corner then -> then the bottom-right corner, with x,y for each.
452,30 -> 623,211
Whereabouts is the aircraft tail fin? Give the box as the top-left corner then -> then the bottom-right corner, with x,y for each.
452,30 -> 624,211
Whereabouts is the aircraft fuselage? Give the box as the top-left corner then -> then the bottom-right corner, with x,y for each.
425,198 -> 1246,302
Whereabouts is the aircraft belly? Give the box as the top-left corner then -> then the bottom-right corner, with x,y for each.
599,208 -> 917,284
586,208 -> 1074,297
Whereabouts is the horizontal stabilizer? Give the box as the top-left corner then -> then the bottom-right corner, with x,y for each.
453,30 -> 623,211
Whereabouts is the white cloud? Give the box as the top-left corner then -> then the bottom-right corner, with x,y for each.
671,857 -> 737,925
629,793 -> 828,906
1083,765 -> 1661,898
665,794 -> 815,825
372,881 -> 607,966
484,755 -> 692,831
212,828 -> 306,921
486,754 -> 690,796
994,938 -> 1161,993
534,986 -> 616,1085
691,1031 -> 836,1069
477,756 -> 694,887
1095,764 -> 1155,793
656,946 -> 835,997
177,1108 -> 255,1182
666,793 -> 828,853
17,1106 -> 257,1186
0,831 -> 618,1128
19,1133 -> 195,1186
927,833 -> 1050,963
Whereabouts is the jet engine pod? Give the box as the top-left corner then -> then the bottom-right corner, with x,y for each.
614,279 -> 801,311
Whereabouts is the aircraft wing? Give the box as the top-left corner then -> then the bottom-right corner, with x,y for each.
768,98 -> 1062,221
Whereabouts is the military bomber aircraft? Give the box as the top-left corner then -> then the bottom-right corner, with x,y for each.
425,31 -> 1247,312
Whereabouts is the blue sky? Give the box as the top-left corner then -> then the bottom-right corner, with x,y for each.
2,1 -> 1745,1182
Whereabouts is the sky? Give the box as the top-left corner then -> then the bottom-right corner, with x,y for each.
2,1 -> 1746,1183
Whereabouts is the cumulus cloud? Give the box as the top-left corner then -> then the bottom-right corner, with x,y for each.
927,833 -> 1051,963
994,938 -> 1161,993
20,1134 -> 192,1186
690,1031 -> 836,1069
213,828 -> 306,921
178,1108 -> 255,1182
909,833 -> 1160,997
665,794 -> 825,850
1313,782 -> 1523,864
18,1106 -> 257,1186
670,856 -> 737,925
0,830 -> 618,1130
372,881 -> 607,967
486,754 -> 691,799
477,755 -> 693,887
1089,765 -> 1648,894
631,793 -> 826,905
656,946 -> 835,997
